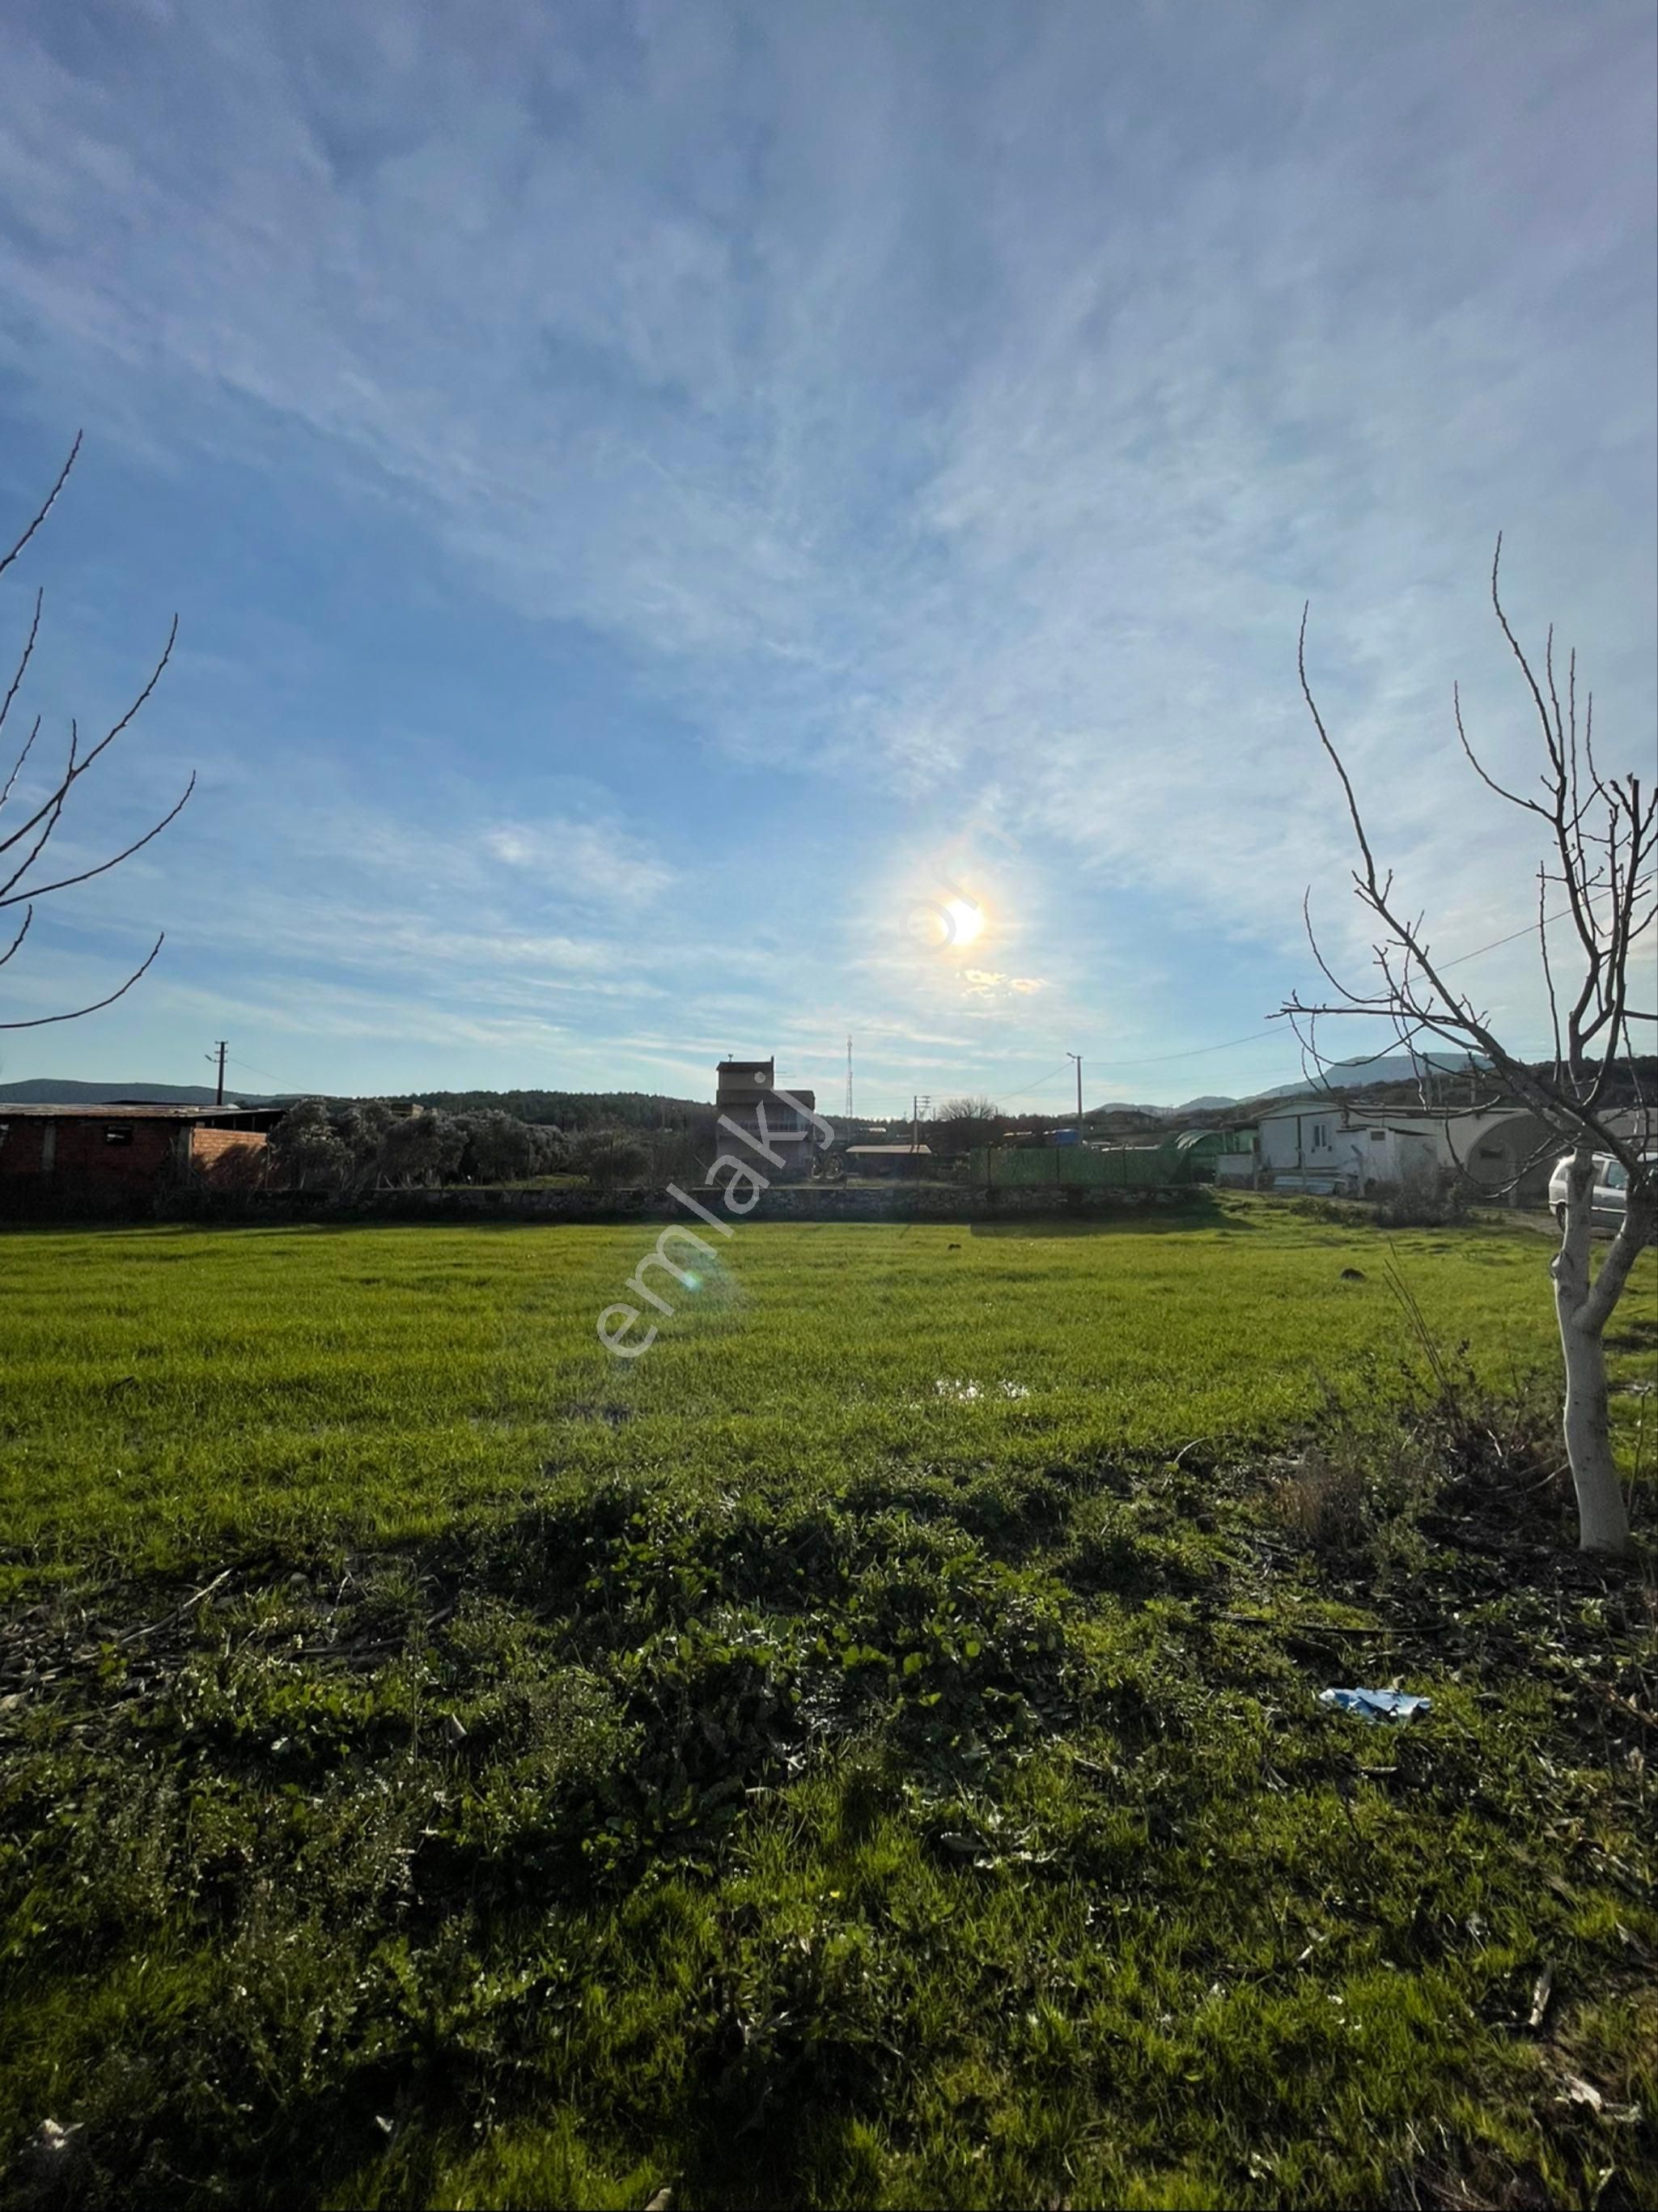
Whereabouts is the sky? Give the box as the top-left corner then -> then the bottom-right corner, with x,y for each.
0,0 -> 1653,1116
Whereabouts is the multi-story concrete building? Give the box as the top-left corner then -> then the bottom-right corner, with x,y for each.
714,1058 -> 820,1178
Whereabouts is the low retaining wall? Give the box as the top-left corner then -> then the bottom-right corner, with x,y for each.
2,1180 -> 1207,1229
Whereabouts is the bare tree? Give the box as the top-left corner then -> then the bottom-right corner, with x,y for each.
1,435 -> 193,1032
930,1096 -> 1005,1155
1283,542 -> 1656,1554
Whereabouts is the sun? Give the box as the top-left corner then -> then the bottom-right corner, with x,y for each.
943,896 -> 985,946
908,875 -> 992,952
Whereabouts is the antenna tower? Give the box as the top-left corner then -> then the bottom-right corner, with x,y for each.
845,1037 -> 854,1119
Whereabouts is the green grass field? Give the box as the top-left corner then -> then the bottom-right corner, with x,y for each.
2,1201 -> 1654,2208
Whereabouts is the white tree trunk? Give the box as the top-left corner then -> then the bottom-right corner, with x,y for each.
1551,1144 -> 1640,1556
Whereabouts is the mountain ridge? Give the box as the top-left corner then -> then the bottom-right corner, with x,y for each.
0,1079 -> 282,1107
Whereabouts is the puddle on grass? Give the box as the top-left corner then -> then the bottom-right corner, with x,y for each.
932,1378 -> 1031,1403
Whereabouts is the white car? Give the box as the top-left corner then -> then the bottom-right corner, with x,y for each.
1548,1150 -> 1655,1229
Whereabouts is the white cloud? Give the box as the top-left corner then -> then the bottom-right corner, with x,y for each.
481,817 -> 675,903
962,969 -> 1047,1001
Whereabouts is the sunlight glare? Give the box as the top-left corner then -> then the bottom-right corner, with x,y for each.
943,896 -> 985,946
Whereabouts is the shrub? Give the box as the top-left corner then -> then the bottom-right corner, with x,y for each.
1370,1164 -> 1471,1229
1267,1443 -> 1372,1558
265,1099 -> 347,1191
574,1128 -> 649,1191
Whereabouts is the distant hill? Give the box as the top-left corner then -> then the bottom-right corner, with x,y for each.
1083,1060 -> 1492,1123
0,1078 -> 285,1107
1251,1051 -> 1487,1103
1087,1096 -> 1240,1121
0,1080 -> 713,1129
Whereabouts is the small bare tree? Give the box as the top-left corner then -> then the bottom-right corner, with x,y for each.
930,1095 -> 1004,1155
2,435 -> 193,1032
1283,542 -> 1656,1556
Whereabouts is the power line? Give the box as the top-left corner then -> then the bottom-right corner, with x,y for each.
999,1059 -> 1072,1099
224,1051 -> 286,1086
1100,902 -> 1591,1072
1104,1028 -> 1283,1072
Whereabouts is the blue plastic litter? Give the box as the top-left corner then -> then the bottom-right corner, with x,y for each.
1319,1688 -> 1431,1724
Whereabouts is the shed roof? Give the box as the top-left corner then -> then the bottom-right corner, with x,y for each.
0,1102 -> 275,1123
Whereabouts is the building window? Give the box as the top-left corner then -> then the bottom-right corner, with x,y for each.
1370,1129 -> 1387,1143
1311,1121 -> 1329,1150
104,1123 -> 135,1147
727,1108 -> 806,1136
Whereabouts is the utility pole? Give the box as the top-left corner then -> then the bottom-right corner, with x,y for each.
1066,1051 -> 1083,1136
209,1040 -> 227,1107
845,1036 -> 854,1119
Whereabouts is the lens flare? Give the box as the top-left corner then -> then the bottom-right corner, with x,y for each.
915,884 -> 988,949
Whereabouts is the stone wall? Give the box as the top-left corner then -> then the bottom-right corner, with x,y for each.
3,1178 -> 1204,1229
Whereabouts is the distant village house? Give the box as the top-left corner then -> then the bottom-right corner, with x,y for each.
715,1058 -> 820,1179
1257,1098 -> 1560,1204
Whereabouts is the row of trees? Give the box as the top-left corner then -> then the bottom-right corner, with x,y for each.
263,1102 -> 656,1194
407,1087 -> 710,1133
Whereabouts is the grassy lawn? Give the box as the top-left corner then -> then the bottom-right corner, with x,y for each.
1,1199 -> 1654,2207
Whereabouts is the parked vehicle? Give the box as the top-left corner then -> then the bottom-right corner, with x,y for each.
1548,1150 -> 1656,1229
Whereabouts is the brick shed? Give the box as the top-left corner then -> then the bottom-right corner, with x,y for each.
0,1104 -> 283,1196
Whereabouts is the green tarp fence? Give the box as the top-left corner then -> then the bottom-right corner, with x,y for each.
971,1144 -> 1190,1191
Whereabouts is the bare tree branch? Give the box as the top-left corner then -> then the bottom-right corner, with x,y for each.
1452,679 -> 1547,817
1,438 -> 189,1033
0,617 -> 179,861
0,715 -> 41,818
1490,534 -> 1563,783
0,432 -> 81,581
1299,601 -> 1385,897
1537,866 -> 1563,1081
0,902 -> 32,969
0,932 -> 163,1029
0,771 -> 195,909
0,590 -> 43,753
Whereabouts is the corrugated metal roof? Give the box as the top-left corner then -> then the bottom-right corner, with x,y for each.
0,1103 -> 275,1122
